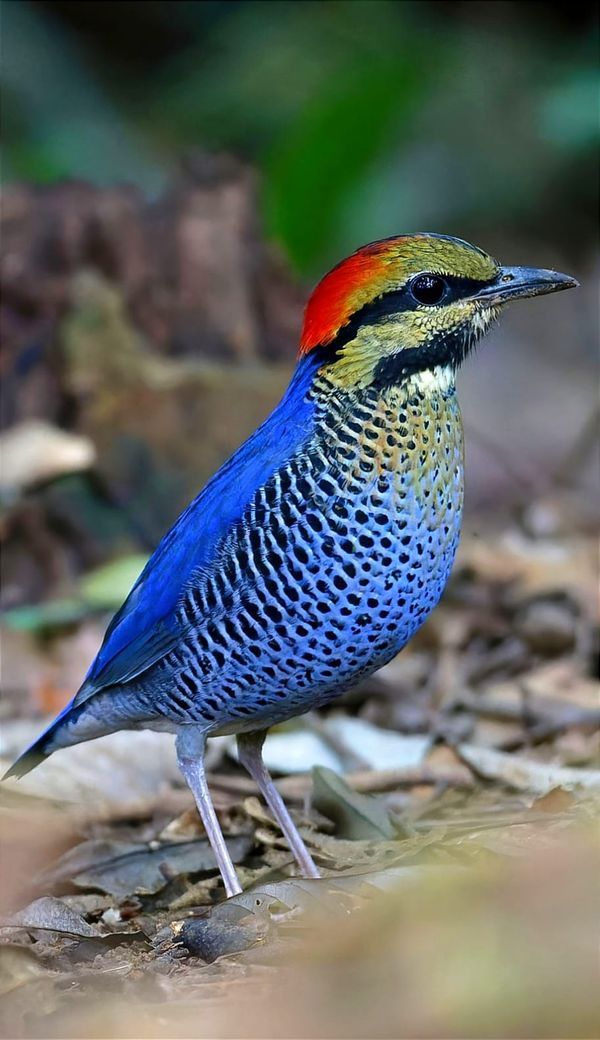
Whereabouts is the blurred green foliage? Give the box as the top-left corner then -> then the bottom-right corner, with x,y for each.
2,0 -> 598,274
3,552 -> 149,631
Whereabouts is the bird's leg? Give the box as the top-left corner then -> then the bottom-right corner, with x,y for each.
176,728 -> 242,898
236,729 -> 320,879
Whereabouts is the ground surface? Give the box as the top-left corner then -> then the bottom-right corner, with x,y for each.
1,511 -> 598,1039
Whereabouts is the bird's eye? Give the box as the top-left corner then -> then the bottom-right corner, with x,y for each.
409,274 -> 447,306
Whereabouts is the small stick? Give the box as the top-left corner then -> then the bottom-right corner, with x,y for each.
208,763 -> 474,802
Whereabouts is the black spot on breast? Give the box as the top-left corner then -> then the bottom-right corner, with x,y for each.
180,672 -> 196,695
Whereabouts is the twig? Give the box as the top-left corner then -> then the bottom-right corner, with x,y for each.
208,763 -> 474,803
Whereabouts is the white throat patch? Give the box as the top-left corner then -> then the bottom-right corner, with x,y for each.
406,365 -> 455,395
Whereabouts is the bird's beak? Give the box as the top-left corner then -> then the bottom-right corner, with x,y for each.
474,266 -> 579,307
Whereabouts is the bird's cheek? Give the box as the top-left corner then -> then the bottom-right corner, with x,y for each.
322,341 -> 379,389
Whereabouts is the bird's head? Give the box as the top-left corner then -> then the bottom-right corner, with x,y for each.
300,233 -> 578,391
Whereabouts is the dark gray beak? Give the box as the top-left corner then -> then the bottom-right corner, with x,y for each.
474,265 -> 579,306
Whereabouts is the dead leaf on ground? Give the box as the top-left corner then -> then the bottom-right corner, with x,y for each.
228,866 -> 458,922
0,896 -> 102,939
40,836 -> 252,898
311,766 -> 397,840
457,743 -> 600,794
1,728 -> 182,808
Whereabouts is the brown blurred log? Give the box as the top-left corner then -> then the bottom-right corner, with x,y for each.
0,157 -> 304,607
1,154 -> 302,430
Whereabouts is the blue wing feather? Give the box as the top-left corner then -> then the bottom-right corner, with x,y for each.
77,356 -> 319,701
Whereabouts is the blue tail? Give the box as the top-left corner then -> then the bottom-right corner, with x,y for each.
2,701 -> 83,780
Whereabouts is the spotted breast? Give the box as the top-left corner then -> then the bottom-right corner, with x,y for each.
143,373 -> 464,734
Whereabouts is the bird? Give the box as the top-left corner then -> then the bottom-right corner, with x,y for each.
5,233 -> 577,897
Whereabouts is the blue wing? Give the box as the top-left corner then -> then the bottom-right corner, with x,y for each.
75,355 -> 319,703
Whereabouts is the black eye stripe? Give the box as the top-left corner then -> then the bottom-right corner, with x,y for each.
324,273 -> 498,353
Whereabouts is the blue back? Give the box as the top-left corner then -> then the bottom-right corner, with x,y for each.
76,356 -> 319,702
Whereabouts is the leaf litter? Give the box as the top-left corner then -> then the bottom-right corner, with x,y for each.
39,836 -> 252,898
0,514 -> 598,1037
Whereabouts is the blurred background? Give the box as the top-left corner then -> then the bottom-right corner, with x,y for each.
3,0 -> 599,267
0,4 -> 598,1037
2,0 -> 598,614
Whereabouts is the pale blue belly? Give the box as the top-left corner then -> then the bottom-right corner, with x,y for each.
151,417 -> 464,734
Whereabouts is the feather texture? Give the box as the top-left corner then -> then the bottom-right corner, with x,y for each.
6,356 -> 320,775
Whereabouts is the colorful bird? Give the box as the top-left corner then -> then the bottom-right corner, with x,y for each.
5,234 -> 577,896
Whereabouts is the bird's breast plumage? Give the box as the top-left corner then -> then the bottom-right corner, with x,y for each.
143,376 -> 464,733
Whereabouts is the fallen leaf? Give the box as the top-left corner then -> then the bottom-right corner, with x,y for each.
0,896 -> 102,938
484,659 -> 600,711
1,728 -> 182,808
306,829 -> 438,872
249,727 -> 343,774
311,767 -> 396,839
227,866 -> 458,922
458,743 -> 600,794
322,715 -> 431,770
43,836 -> 252,897
158,807 -> 205,842
532,788 -> 576,813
